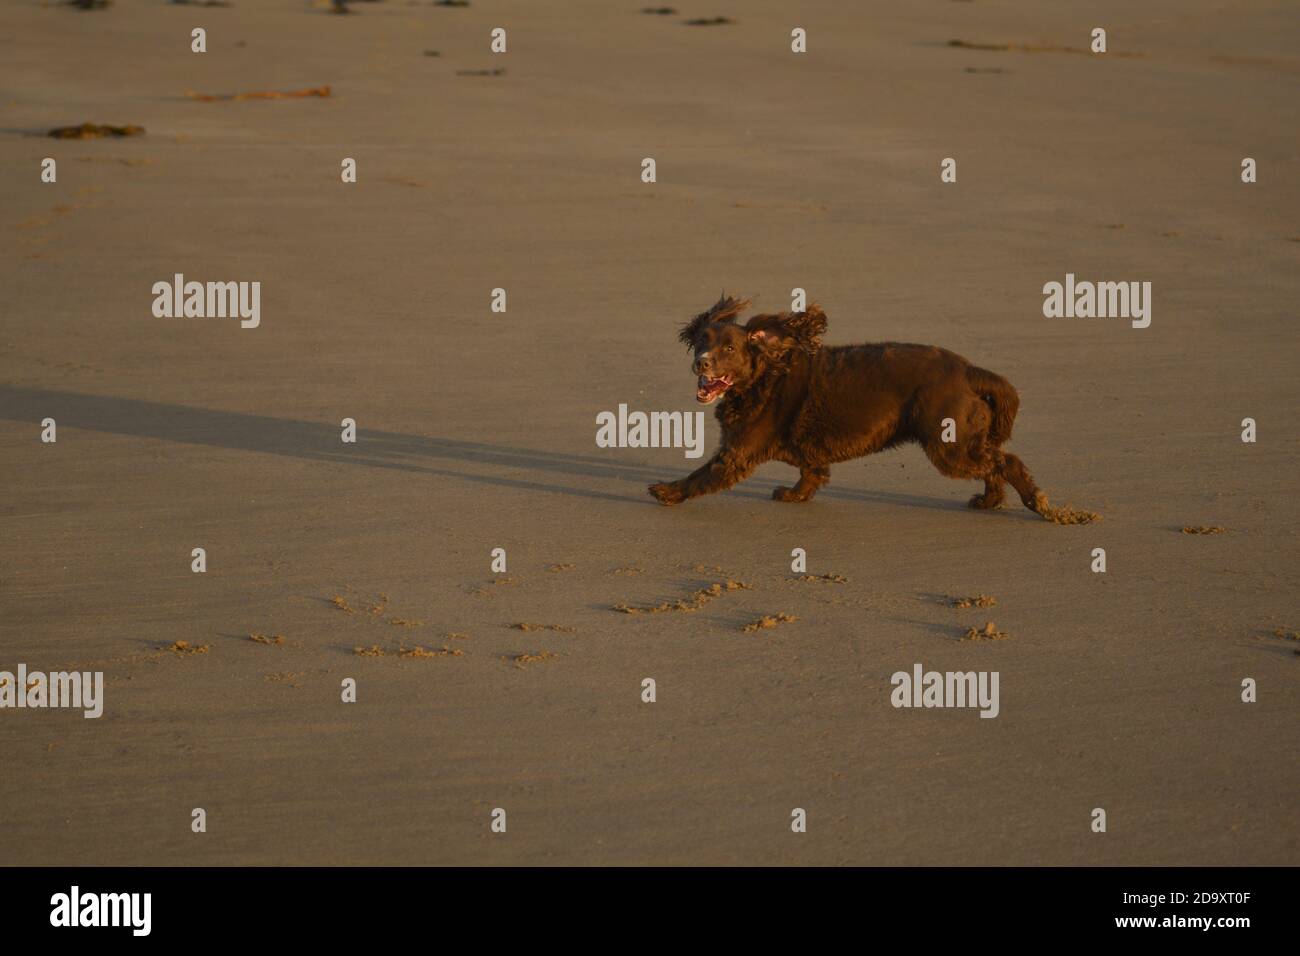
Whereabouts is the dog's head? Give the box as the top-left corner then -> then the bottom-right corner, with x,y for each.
678,294 -> 827,404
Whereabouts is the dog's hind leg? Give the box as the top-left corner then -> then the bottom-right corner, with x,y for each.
998,452 -> 1050,516
773,465 -> 830,502
968,474 -> 1006,510
967,438 -> 1006,509
919,391 -> 1060,520
921,418 -> 1008,510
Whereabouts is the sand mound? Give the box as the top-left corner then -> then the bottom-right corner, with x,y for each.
962,622 -> 1010,641
614,579 -> 751,614
509,650 -> 558,668
742,613 -> 796,632
163,640 -> 209,654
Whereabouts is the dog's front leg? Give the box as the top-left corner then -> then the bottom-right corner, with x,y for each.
648,449 -> 759,505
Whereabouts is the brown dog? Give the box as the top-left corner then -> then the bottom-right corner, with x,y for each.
648,294 -> 1054,518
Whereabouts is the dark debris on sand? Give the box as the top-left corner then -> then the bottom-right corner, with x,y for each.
49,123 -> 144,139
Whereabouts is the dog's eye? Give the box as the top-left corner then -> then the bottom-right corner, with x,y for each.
724,345 -> 734,352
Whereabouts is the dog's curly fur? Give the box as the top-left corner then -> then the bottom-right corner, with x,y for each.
649,293 -> 1053,517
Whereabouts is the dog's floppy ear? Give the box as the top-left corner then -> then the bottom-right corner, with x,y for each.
678,293 -> 751,349
784,303 -> 827,351
744,303 -> 828,358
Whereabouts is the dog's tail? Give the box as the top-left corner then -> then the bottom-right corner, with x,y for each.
965,365 -> 1019,444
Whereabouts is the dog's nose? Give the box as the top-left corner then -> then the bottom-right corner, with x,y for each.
694,352 -> 711,374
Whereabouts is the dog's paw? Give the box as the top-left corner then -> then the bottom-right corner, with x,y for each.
648,482 -> 686,506
772,486 -> 805,502
968,492 -> 1003,510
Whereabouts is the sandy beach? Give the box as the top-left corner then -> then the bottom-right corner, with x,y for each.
1,0 -> 1296,865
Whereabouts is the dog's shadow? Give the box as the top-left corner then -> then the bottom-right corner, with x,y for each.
2,385 -> 979,513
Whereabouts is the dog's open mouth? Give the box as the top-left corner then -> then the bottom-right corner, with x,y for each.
696,375 -> 732,404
